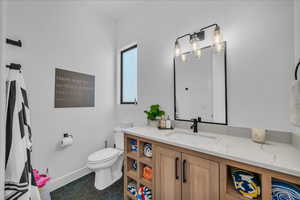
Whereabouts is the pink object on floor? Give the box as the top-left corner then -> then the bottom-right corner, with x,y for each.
33,169 -> 51,188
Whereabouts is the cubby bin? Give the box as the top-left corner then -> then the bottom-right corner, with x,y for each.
139,162 -> 153,188
127,157 -> 138,178
271,178 -> 300,200
226,166 -> 262,200
126,137 -> 138,159
139,141 -> 153,166
127,177 -> 138,199
137,184 -> 153,200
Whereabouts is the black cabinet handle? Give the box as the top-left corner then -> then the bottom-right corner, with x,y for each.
175,157 -> 179,180
183,159 -> 187,183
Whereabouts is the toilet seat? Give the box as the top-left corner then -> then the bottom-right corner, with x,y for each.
88,148 -> 122,163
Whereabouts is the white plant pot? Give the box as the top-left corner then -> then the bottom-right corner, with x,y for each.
147,119 -> 159,127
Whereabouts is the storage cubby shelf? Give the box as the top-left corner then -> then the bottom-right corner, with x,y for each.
224,165 -> 262,200
139,157 -> 152,167
127,152 -> 138,160
127,170 -> 138,180
124,136 -> 154,200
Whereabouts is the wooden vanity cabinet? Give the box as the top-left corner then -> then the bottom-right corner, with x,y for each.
155,146 -> 182,200
155,145 -> 219,200
124,133 -> 300,200
181,153 -> 219,200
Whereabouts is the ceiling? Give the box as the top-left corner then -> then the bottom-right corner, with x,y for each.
3,0 -> 293,21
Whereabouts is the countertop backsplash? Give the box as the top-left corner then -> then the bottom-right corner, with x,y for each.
173,120 -> 292,144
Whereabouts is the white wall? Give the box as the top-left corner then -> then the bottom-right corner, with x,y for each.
0,1 -> 7,199
6,2 -> 116,180
116,1 -> 294,132
296,0 -> 300,59
293,0 -> 300,147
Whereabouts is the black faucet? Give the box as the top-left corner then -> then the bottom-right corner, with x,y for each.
190,117 -> 201,133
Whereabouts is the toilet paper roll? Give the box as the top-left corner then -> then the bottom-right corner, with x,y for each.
61,137 -> 73,147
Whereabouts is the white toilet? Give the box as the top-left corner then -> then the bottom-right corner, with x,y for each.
87,129 -> 124,190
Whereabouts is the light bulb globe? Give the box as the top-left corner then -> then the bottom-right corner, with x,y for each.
214,25 -> 222,44
196,49 -> 202,58
215,43 -> 223,52
191,40 -> 198,51
181,54 -> 187,62
175,40 -> 181,57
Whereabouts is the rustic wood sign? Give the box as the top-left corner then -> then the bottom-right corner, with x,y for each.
55,68 -> 95,108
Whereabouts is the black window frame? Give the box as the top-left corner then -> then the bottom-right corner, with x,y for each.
120,44 -> 138,104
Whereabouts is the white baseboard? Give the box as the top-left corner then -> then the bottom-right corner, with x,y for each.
39,166 -> 92,200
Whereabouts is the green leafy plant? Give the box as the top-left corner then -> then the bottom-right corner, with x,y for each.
144,104 -> 165,121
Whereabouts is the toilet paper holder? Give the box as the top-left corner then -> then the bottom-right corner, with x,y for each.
60,133 -> 74,147
63,133 -> 73,138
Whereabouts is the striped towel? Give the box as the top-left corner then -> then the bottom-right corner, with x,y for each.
5,69 -> 41,200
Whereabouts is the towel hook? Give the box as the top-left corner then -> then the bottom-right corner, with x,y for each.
6,38 -> 22,47
6,63 -> 21,70
295,60 -> 300,80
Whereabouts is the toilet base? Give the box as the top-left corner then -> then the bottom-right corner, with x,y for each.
94,168 -> 123,190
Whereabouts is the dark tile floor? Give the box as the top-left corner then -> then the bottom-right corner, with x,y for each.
50,173 -> 123,200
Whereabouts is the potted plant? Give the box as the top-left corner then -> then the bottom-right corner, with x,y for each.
144,104 -> 165,127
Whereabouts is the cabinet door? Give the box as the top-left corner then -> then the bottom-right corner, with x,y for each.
155,146 -> 182,200
182,153 -> 219,200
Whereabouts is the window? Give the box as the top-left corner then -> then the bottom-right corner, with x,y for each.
120,44 -> 138,104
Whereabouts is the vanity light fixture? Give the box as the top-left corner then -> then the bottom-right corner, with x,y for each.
174,23 -> 223,62
213,25 -> 221,44
175,40 -> 181,57
196,48 -> 202,58
181,54 -> 187,62
190,34 -> 199,52
214,25 -> 223,52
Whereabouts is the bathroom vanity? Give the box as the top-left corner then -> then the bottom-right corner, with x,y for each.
123,127 -> 300,200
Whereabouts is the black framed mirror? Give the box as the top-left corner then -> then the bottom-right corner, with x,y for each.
174,41 -> 228,125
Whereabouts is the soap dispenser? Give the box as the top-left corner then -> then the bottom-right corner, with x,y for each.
159,115 -> 166,128
166,115 -> 171,129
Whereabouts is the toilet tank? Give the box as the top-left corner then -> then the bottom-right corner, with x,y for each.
114,128 -> 124,150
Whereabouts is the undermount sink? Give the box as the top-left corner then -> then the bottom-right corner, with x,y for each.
166,130 -> 217,145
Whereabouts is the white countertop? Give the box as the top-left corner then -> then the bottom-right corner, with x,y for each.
122,126 -> 300,177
